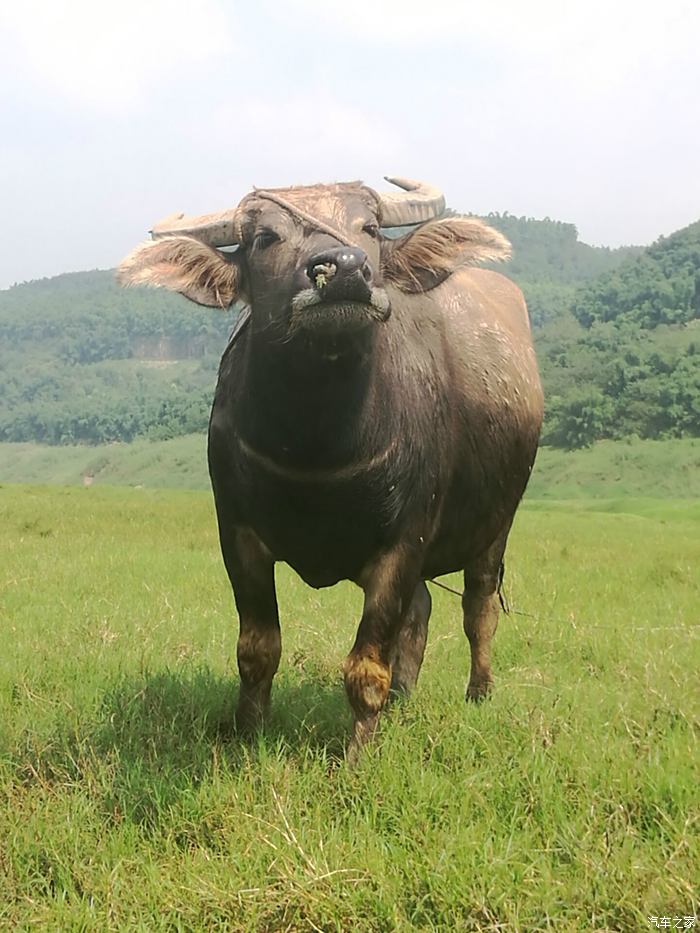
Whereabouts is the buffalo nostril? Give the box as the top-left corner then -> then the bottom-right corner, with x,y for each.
312,262 -> 337,288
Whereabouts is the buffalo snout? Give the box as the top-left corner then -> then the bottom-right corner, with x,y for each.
306,246 -> 372,299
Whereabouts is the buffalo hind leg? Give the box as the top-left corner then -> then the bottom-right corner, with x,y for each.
344,548 -> 421,763
390,581 -> 431,697
219,525 -> 281,733
462,533 -> 508,702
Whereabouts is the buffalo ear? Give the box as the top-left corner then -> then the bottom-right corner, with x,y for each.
381,217 -> 511,293
116,236 -> 242,308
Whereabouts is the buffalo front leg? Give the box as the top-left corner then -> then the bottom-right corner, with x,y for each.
344,549 -> 421,762
219,525 -> 281,733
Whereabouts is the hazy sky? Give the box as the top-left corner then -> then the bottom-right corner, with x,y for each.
1,0 -> 698,289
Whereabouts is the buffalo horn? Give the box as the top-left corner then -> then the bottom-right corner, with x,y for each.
377,177 -> 446,227
150,208 -> 241,246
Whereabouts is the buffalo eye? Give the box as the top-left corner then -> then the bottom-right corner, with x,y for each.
252,229 -> 281,251
362,222 -> 379,239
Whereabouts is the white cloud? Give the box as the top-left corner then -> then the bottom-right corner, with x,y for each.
291,0 -> 564,46
0,0 -> 235,109
291,0 -> 699,99
204,94 -> 404,183
292,0 -> 698,54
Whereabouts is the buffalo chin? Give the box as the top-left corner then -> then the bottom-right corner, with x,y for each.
289,296 -> 391,338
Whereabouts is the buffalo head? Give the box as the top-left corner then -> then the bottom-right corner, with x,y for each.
117,177 -> 511,341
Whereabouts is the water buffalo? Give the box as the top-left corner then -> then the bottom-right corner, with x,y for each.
118,177 -> 543,761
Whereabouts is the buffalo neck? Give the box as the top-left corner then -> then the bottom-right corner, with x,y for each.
239,324 -> 384,469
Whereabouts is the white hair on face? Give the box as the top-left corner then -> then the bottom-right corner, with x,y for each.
291,286 -> 389,316
291,288 -> 322,313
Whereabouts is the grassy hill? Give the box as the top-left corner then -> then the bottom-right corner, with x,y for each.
0,435 -> 208,488
2,435 -> 699,500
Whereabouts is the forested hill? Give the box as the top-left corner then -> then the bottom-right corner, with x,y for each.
487,213 -> 640,283
483,213 -> 641,328
535,220 -> 700,447
571,220 -> 700,328
0,269 -> 232,363
0,271 -> 232,444
0,215 -> 698,448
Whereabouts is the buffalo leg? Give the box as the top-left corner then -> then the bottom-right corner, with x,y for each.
344,549 -> 421,762
462,534 -> 508,702
219,525 -> 281,732
390,581 -> 431,696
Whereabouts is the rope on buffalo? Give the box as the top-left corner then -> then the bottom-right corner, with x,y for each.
428,577 -> 614,632
429,576 -> 510,614
428,581 -> 694,636
253,188 -> 361,249
429,577 -> 551,626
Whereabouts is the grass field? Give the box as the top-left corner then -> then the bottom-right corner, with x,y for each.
1,435 -> 700,499
1,484 -> 698,930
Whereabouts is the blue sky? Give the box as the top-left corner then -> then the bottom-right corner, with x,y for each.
1,0 -> 698,288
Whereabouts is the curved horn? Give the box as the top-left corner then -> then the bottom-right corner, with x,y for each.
377,176 -> 446,227
150,208 -> 241,247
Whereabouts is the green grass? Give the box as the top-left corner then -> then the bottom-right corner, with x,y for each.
1,435 -> 699,499
0,484 -> 698,929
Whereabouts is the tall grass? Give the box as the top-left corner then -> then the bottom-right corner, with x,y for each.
1,485 -> 698,929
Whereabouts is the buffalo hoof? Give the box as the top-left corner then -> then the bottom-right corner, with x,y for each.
386,682 -> 413,705
345,714 -> 380,767
234,700 -> 268,737
466,678 -> 494,703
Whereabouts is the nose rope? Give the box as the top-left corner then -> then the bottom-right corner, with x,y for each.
253,188 -> 361,250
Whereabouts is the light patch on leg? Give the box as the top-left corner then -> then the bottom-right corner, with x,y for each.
237,627 -> 281,685
236,626 -> 281,733
343,651 -> 392,716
